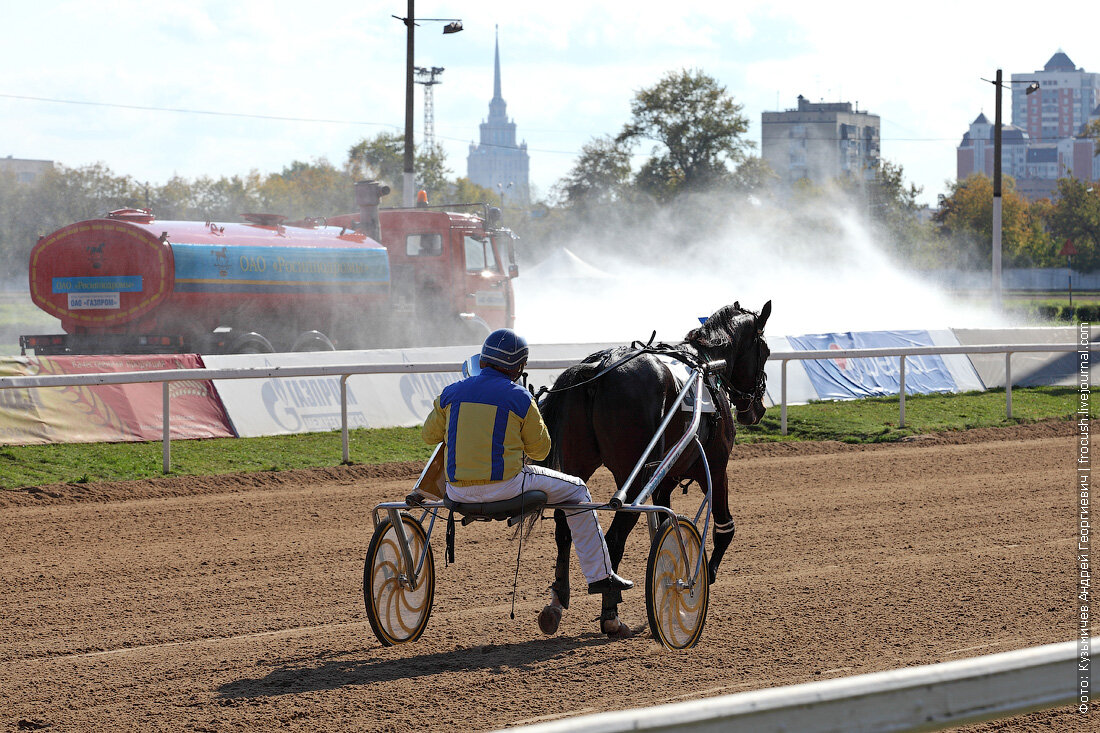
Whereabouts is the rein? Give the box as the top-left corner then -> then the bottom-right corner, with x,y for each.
531,331 -> 670,402
533,332 -> 764,415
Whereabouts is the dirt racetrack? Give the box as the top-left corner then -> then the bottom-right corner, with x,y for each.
0,420 -> 1087,732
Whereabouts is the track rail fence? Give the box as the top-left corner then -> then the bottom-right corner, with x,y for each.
499,637 -> 1096,733
774,342 -> 1083,435
0,343 -> 1084,472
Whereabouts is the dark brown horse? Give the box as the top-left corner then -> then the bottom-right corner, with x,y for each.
535,301 -> 771,638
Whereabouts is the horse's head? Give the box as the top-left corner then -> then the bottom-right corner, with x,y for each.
685,300 -> 772,425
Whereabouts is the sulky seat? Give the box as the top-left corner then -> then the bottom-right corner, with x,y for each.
444,490 -> 548,527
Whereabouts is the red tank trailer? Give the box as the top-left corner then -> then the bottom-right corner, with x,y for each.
22,181 -> 518,355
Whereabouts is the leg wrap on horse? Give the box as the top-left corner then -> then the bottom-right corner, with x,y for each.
713,518 -> 736,535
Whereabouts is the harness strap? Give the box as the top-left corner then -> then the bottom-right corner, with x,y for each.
534,342 -> 705,402
446,510 -> 455,564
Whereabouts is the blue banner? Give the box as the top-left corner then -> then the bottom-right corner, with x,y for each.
786,330 -> 958,400
52,276 -> 143,293
171,243 -> 389,294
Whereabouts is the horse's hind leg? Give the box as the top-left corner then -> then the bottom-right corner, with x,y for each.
538,509 -> 573,635
599,509 -> 643,638
551,509 -> 572,608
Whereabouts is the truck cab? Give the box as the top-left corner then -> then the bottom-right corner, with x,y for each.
379,204 -> 517,346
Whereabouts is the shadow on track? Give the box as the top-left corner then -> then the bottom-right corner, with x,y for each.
216,631 -> 634,699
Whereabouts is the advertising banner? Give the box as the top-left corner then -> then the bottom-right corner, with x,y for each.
786,330 -> 960,400
952,326 -> 1091,388
204,343 -> 621,437
0,354 -> 233,445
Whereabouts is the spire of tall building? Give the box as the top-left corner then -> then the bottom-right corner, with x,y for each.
493,25 -> 502,102
467,27 -> 530,205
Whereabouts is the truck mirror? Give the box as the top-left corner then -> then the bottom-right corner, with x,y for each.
508,264 -> 519,279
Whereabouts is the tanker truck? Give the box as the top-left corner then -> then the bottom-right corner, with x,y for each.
20,181 -> 518,355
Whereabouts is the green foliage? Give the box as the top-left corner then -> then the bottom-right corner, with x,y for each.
345,132 -> 450,200
932,173 -> 1049,268
1045,178 -> 1100,272
738,386 -> 1080,444
0,426 -> 436,488
1085,119 -> 1100,155
554,135 -> 635,209
444,177 -> 498,207
617,68 -> 752,200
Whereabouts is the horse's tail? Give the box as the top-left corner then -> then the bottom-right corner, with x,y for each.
536,357 -> 606,471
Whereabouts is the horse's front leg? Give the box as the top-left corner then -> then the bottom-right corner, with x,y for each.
707,467 -> 735,585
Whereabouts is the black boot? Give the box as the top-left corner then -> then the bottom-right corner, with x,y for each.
587,572 -> 633,594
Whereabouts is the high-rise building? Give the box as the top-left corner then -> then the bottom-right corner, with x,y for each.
956,113 -> 1030,181
1011,51 -> 1100,142
761,96 -> 881,187
466,29 -> 530,206
957,51 -> 1100,200
0,156 -> 52,185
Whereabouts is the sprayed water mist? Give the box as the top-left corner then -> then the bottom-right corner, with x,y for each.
514,196 -> 1002,343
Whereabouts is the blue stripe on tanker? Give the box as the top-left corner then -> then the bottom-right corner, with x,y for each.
171,243 -> 389,293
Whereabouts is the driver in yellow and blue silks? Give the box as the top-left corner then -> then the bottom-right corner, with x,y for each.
421,329 -> 633,631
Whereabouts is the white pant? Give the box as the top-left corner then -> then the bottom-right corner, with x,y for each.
446,465 -> 614,584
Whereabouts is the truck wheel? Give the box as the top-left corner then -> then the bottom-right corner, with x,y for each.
291,330 -> 336,352
229,332 -> 275,354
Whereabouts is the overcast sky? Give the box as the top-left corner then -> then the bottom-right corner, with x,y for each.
1,1 -> 1094,209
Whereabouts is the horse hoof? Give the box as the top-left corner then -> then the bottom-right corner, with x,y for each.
538,604 -> 562,635
601,617 -> 633,641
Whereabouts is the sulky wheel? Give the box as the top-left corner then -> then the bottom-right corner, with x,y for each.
645,515 -> 709,650
364,512 -> 435,646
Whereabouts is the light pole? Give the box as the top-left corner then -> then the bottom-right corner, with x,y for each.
395,4 -> 462,207
497,181 -> 513,210
987,70 -> 1039,312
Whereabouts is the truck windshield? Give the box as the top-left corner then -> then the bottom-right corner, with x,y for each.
464,235 -> 499,273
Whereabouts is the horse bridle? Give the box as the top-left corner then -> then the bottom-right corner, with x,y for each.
708,330 -> 768,417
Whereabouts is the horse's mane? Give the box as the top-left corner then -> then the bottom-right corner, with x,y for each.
683,303 -> 757,356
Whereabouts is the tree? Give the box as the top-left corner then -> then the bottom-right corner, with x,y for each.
616,69 -> 752,199
259,158 -> 353,220
1045,177 -> 1100,271
0,163 -> 144,275
1084,119 -> 1100,156
554,135 -> 635,209
444,177 -> 498,206
933,174 -> 1040,267
728,156 -> 779,197
345,133 -> 450,201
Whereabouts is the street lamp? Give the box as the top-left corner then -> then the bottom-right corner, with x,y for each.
394,3 -> 462,207
497,181 -> 513,209
985,69 -> 1040,312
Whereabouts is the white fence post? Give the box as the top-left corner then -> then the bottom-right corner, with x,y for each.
341,374 -> 351,464
162,381 -> 171,474
899,355 -> 906,428
1006,352 -> 1013,419
781,360 -> 789,436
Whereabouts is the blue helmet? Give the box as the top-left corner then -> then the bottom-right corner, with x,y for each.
480,328 -> 529,371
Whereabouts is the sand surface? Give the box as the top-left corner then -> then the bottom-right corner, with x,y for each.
0,420 -> 1086,731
